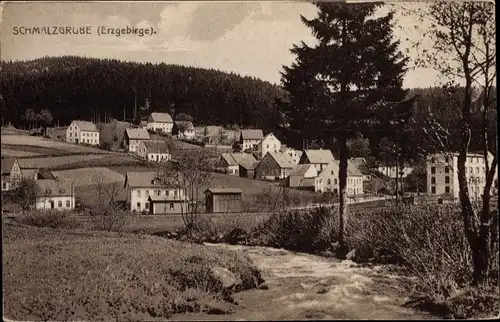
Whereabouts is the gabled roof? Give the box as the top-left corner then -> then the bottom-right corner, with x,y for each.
302,149 -> 335,164
290,164 -> 315,176
220,153 -> 256,167
124,172 -> 174,188
35,179 -> 74,197
318,161 -> 363,177
1,157 -> 16,175
142,140 -> 170,154
266,151 -> 296,169
72,120 -> 98,132
240,129 -> 264,140
205,188 -> 242,194
239,161 -> 259,170
125,128 -> 151,140
262,133 -> 279,141
350,158 -> 370,175
22,168 -> 56,180
150,112 -> 173,123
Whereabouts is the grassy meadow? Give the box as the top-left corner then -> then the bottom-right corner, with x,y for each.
3,221 -> 263,321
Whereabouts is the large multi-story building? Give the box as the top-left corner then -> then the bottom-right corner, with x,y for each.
426,152 -> 498,200
66,120 -> 100,146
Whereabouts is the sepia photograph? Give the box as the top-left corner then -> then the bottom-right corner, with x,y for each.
1,0 -> 498,320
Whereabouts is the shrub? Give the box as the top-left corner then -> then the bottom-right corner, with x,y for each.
86,205 -> 130,232
17,210 -> 78,229
253,207 -> 336,253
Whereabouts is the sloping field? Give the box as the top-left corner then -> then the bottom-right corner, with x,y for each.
1,135 -> 112,154
1,144 -> 76,157
52,167 -> 125,187
18,155 -> 107,169
3,223 -> 261,321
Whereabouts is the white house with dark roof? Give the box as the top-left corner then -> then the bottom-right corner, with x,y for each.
256,133 -> 281,159
299,149 -> 336,173
146,112 -> 174,134
239,129 -> 264,151
281,147 -> 302,165
1,157 -> 23,191
287,164 -> 319,189
34,179 -> 75,210
255,151 -> 296,180
137,140 -> 171,162
314,161 -> 364,196
66,120 -> 100,145
124,171 -> 188,213
124,128 -> 150,153
217,153 -> 257,175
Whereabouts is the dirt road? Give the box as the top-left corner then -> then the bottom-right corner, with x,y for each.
170,243 -> 434,320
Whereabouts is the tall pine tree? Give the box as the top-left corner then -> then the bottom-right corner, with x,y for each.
278,2 -> 411,254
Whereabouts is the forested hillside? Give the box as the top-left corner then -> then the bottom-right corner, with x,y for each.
1,56 -> 496,161
1,56 -> 286,131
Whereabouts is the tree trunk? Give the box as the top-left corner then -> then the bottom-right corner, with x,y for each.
338,136 -> 349,257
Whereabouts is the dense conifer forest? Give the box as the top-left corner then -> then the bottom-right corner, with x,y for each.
0,56 -> 496,160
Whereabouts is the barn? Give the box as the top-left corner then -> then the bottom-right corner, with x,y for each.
204,188 -> 242,213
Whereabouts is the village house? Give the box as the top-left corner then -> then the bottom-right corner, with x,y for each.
66,120 -> 100,146
314,161 -> 364,196
124,172 -> 188,213
239,161 -> 259,179
287,164 -> 319,190
299,149 -> 336,173
204,188 -> 242,213
281,146 -> 302,165
175,121 -> 196,140
255,151 -> 296,180
256,133 -> 281,159
426,152 -> 498,201
239,129 -> 264,151
137,140 -> 171,162
124,128 -> 150,153
34,179 -> 75,210
146,112 -> 174,134
217,153 -> 257,175
376,165 -> 414,179
350,157 -> 372,181
1,157 -> 23,191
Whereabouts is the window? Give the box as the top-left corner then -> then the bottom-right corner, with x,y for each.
445,186 -> 450,193
327,179 -> 331,185
334,179 -> 337,185
445,166 -> 449,173
174,190 -> 178,199
331,171 -> 334,175
476,167 -> 479,174
145,190 -> 150,196
66,200 -> 70,207
58,201 -> 62,207
445,156 -> 449,163
136,202 -> 141,209
445,176 -> 450,184
70,132 -> 72,137
145,202 -> 149,210
431,177 -> 436,184
431,167 -> 436,174
156,190 -> 161,196
266,144 -> 269,148
431,186 -> 436,194
137,190 -> 141,197
170,203 -> 174,210
470,167 -> 473,174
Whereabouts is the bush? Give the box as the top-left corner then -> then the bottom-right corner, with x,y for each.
17,210 -> 78,229
86,205 -> 130,232
253,207 -> 336,253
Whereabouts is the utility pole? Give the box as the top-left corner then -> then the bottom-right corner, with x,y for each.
395,139 -> 399,207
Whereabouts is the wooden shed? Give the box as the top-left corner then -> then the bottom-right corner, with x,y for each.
204,188 -> 242,213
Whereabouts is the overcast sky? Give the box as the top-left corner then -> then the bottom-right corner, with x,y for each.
0,1 -> 445,88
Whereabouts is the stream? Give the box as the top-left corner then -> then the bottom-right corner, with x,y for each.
170,243 -> 435,320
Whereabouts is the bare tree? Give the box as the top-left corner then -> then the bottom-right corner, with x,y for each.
402,1 -> 497,285
156,148 -> 212,234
